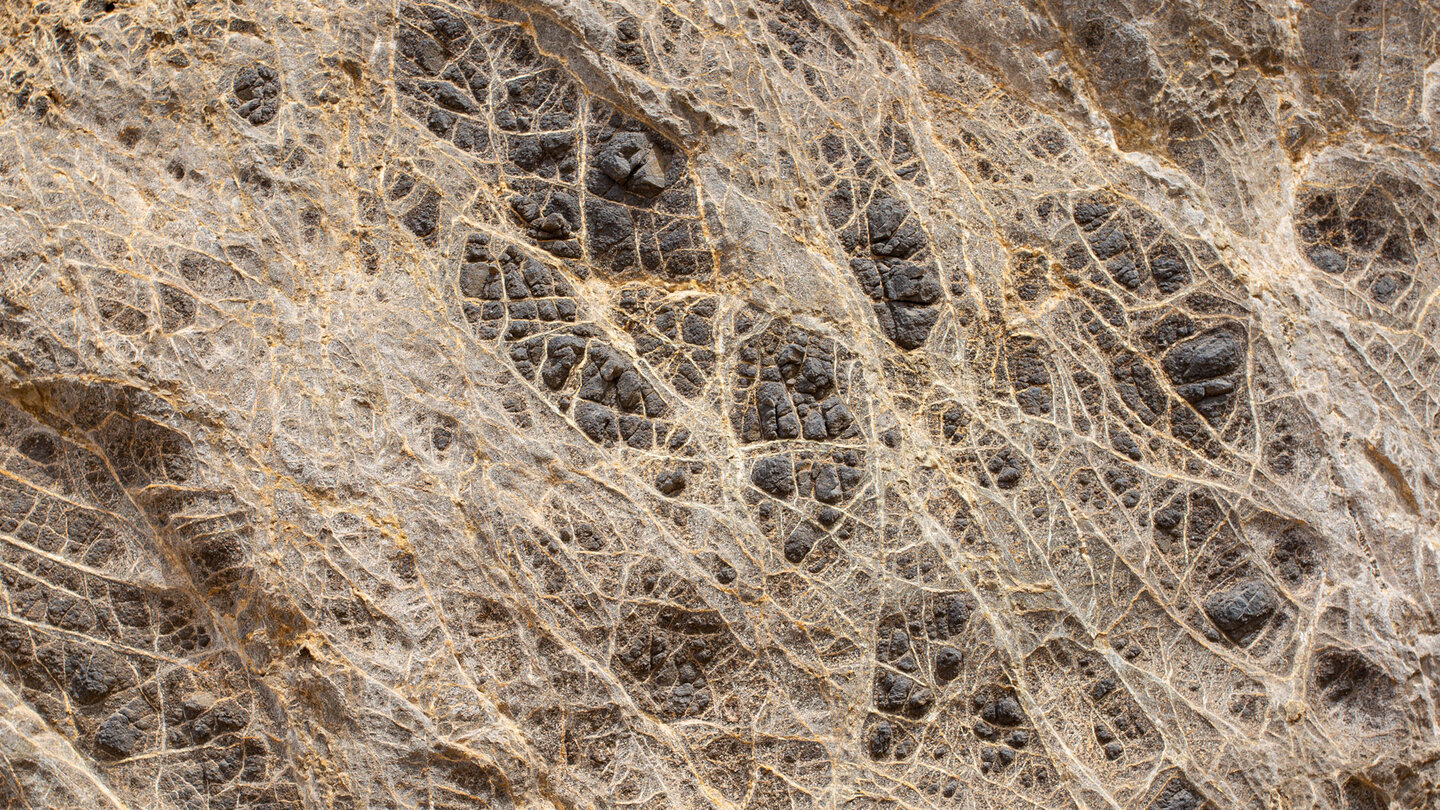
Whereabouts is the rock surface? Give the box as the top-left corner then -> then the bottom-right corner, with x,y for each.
0,0 -> 1437,807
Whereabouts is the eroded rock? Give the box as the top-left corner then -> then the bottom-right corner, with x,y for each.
0,0 -> 1434,808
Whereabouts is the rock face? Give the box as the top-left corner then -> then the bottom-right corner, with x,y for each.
0,0 -> 1436,808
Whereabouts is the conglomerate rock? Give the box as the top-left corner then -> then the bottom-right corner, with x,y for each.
0,0 -> 1436,808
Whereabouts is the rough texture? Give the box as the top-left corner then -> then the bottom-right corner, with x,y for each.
0,0 -> 1436,808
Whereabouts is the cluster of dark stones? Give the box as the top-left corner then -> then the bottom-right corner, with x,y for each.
818,132 -> 943,349
615,289 -> 718,399
230,64 -> 280,125
940,408 -> 1029,491
1021,194 -> 1263,449
613,604 -> 737,720
863,594 -> 973,764
397,9 -> 712,280
971,689 -> 1030,773
452,232 -> 699,453
458,234 -> 580,341
731,318 -> 860,444
1295,170 -> 1425,305
1064,194 -> 1192,298
750,448 -> 863,505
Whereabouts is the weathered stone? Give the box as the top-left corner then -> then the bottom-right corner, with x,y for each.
0,0 -> 1434,808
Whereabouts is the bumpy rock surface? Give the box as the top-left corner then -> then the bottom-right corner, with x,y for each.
0,0 -> 1437,808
